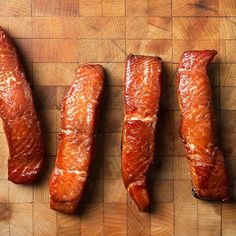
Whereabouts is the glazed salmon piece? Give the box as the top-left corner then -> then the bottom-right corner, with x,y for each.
176,50 -> 230,201
0,27 -> 44,184
122,55 -> 162,211
49,64 -> 104,214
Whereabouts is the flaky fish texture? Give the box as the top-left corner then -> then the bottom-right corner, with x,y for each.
121,54 -> 162,211
176,50 -> 230,201
49,64 -> 104,214
0,27 -> 44,184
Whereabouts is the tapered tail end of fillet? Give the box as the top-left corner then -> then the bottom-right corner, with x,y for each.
50,199 -> 79,215
179,50 -> 217,70
128,183 -> 150,212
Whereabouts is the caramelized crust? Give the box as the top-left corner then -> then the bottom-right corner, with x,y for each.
49,64 -> 104,214
122,55 -> 162,211
176,50 -> 230,201
0,27 -> 44,184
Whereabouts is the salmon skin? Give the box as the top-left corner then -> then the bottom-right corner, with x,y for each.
49,64 -> 104,214
176,50 -> 230,201
121,54 -> 162,211
0,27 -> 44,184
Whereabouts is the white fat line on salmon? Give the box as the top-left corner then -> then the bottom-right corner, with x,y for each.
54,167 -> 87,178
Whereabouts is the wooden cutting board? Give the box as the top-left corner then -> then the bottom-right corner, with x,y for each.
0,0 -> 236,235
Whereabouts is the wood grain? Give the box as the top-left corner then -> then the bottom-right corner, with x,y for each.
0,0 -> 235,235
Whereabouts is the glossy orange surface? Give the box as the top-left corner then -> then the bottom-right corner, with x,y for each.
0,27 -> 44,184
49,64 -> 104,214
176,50 -> 230,201
122,55 -> 162,211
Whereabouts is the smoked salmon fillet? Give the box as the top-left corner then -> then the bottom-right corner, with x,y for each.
121,55 -> 162,211
0,27 -> 44,184
176,50 -> 230,201
49,64 -> 104,214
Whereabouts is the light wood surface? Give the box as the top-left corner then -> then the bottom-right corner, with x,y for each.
0,0 -> 236,235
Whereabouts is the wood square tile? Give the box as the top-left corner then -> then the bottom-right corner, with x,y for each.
172,0 -> 219,16
9,183 -> 32,203
150,156 -> 173,180
174,180 -> 197,204
104,133 -> 121,156
208,63 -> 220,86
32,0 -> 79,16
33,39 -> 79,62
81,227 -> 103,236
100,63 -> 124,86
33,203 -> 56,236
0,133 -> 9,156
57,212 -> 80,236
160,87 -> 173,110
14,38 -> 33,62
106,87 -> 123,110
33,179 -> 50,203
220,87 -> 236,110
220,64 -> 236,86
38,110 -> 57,133
173,17 -> 219,39
104,155 -> 121,180
79,0 -> 102,16
7,17 -> 32,38
149,0 -> 171,17
33,86 -> 57,109
126,0 -> 148,16
151,180 -> 173,203
104,203 -> 127,236
175,203 -> 197,236
174,156 -> 190,180
162,63 -> 174,87
103,0 -> 125,16
44,133 -> 57,155
221,132 -> 236,156
8,0 -> 31,16
198,201 -> 221,236
219,0 -> 236,16
0,180 -> 9,203
80,204 -> 103,227
225,156 -> 236,181
172,40 -> 219,63
82,179 -> 103,203
0,203 -> 9,235
127,203 -> 150,235
33,63 -> 76,86
32,17 -> 79,38
126,17 -> 171,39
156,132 -> 174,156
222,203 -> 236,235
220,18 -> 236,39
102,108 -> 123,133
90,155 -> 104,180
126,39 -> 172,62
104,180 -> 126,203
10,203 -> 33,236
78,17 -> 125,39
151,203 -> 173,236
220,111 -> 236,132
0,155 -> 8,180
0,1 -> 8,16
78,39 -> 125,63
220,40 -> 236,63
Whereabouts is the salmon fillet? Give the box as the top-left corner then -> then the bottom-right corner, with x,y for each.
49,64 -> 104,214
0,27 -> 44,184
121,54 -> 162,211
176,50 -> 230,201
